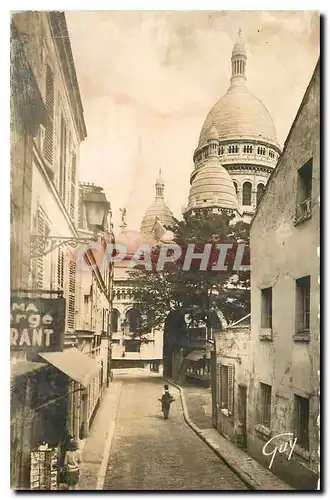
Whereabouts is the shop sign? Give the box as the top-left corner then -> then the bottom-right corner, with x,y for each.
10,297 -> 66,352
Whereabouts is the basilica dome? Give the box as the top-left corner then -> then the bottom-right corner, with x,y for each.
140,171 -> 174,235
198,83 -> 278,148
187,156 -> 238,212
198,29 -> 279,150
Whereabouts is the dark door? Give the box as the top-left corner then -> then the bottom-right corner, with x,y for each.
238,385 -> 247,449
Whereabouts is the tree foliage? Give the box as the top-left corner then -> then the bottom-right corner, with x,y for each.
128,212 -> 250,337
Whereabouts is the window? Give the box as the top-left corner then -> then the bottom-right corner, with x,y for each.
219,364 -> 234,416
43,65 -> 54,164
261,287 -> 272,328
294,395 -> 309,450
257,146 -> 266,155
296,159 -> 313,222
126,308 -> 142,333
111,309 -> 119,333
228,144 -> 238,154
243,144 -> 252,153
233,182 -> 238,195
219,146 -> 224,155
269,149 -> 275,159
242,182 -> 252,205
296,276 -> 310,333
257,183 -> 265,205
124,340 -> 141,353
259,383 -> 271,428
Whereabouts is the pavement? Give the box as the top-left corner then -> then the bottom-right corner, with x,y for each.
164,377 -> 294,491
76,367 -> 292,491
77,380 -> 123,490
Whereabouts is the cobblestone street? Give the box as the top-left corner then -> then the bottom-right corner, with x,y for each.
103,369 -> 247,491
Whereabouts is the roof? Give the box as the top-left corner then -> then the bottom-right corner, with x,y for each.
199,83 -> 279,148
186,156 -> 238,212
39,347 -> 100,388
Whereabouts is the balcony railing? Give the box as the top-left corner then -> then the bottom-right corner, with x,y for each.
295,196 -> 312,224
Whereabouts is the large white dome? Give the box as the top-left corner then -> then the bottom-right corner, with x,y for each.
198,82 -> 279,148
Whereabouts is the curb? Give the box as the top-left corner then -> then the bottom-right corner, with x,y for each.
163,377 -> 259,490
96,381 -> 123,490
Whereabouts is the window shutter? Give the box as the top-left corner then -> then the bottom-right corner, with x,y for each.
216,362 -> 221,406
68,261 -> 76,330
59,116 -> 67,202
43,65 -> 54,164
57,248 -> 64,290
36,208 -> 45,289
69,151 -> 77,221
228,364 -> 235,417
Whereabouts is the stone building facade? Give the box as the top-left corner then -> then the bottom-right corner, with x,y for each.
213,315 -> 251,449
10,13 -> 114,489
247,59 -> 320,490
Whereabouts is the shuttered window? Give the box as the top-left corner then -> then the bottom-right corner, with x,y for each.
294,395 -> 309,450
59,115 -> 67,202
43,65 -> 54,164
68,261 -> 76,330
259,383 -> 271,428
220,364 -> 235,417
57,248 -> 64,290
69,151 -> 77,220
36,208 -> 49,289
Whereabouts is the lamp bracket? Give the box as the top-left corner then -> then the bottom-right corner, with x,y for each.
30,235 -> 94,258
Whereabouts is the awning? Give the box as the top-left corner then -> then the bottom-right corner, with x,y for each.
38,348 -> 101,388
185,350 -> 208,362
11,361 -> 47,380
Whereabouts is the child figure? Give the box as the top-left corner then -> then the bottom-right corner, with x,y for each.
159,384 -> 175,420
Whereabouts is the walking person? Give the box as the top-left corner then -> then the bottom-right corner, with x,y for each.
63,438 -> 82,490
159,384 -> 175,420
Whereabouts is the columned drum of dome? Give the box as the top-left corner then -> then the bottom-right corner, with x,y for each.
140,170 -> 174,235
185,29 -> 282,223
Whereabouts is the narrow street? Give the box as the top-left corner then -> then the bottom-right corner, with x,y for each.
103,369 -> 247,491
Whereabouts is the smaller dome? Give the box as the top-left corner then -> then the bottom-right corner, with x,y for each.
140,199 -> 174,234
207,125 -> 219,142
187,157 -> 238,212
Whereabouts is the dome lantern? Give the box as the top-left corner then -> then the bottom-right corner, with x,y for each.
140,171 -> 174,235
231,28 -> 247,86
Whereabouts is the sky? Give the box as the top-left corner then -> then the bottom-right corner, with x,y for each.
65,11 -> 320,233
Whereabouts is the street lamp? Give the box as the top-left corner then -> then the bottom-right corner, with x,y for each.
30,186 -> 111,258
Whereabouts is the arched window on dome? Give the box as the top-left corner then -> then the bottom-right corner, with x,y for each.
228,145 -> 232,154
242,182 -> 252,206
243,145 -> 246,153
257,183 -> 265,205
111,309 -> 120,333
235,145 -> 239,153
